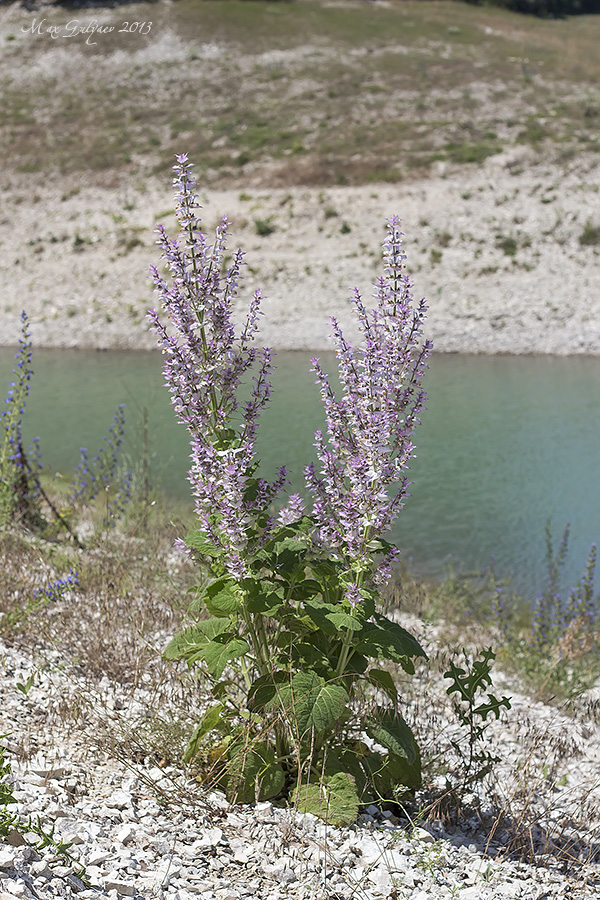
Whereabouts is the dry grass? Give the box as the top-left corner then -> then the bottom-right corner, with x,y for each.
1,484 -> 599,888
2,0 -> 599,188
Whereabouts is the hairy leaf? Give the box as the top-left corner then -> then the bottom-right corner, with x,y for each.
357,614 -> 426,663
204,578 -> 242,617
367,708 -> 417,765
183,704 -> 225,763
292,772 -> 360,827
185,530 -> 222,558
367,668 -> 398,704
270,672 -> 349,739
227,741 -> 285,804
304,601 -> 362,634
163,618 -> 228,662
202,635 -> 250,679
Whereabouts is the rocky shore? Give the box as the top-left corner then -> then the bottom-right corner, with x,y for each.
1,150 -> 599,355
2,620 -> 600,900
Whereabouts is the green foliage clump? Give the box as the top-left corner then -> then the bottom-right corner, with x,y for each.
152,156 -> 432,822
461,0 -> 599,18
579,220 -> 600,246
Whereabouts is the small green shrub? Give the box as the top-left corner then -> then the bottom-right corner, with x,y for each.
254,216 -> 276,237
579,221 -> 600,246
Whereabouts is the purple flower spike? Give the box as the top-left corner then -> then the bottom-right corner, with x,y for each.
305,217 -> 432,585
150,155 -> 284,577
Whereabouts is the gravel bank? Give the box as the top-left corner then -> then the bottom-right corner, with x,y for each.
1,151 -> 599,355
2,626 -> 600,900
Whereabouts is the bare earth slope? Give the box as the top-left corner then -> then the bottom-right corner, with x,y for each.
1,149 -> 599,354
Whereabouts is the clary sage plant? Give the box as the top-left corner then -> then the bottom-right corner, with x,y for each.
151,155 -> 432,820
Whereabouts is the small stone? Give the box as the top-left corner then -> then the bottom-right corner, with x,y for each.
0,850 -> 16,871
116,825 -> 136,845
367,866 -> 393,891
66,873 -> 88,892
197,827 -> 223,849
105,790 -> 132,810
30,861 -> 52,880
4,832 -> 26,849
104,877 -> 135,896
459,889 -> 486,900
413,826 -> 436,844
87,848 -> 111,866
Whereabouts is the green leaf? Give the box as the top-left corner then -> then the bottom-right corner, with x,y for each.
163,618 -> 228,662
292,772 -> 360,827
367,668 -> 398,704
184,530 -> 222,558
357,614 -> 426,664
386,747 -> 422,791
304,602 -> 362,634
202,634 -> 250,679
273,672 -> 349,739
227,740 -> 285,803
204,578 -> 242,617
367,708 -> 417,765
247,671 -> 289,711
245,581 -> 285,617
183,704 -> 225,764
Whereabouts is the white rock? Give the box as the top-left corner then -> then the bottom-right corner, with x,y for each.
0,850 -> 16,871
366,865 -> 394,891
116,824 -> 136,845
105,790 -> 132,810
459,889 -> 486,900
413,826 -> 436,844
197,827 -> 223,848
29,861 -> 51,880
104,875 -> 135,896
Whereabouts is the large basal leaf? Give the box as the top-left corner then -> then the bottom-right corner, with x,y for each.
227,740 -> 285,804
367,708 -> 417,765
386,747 -> 422,790
202,634 -> 250,679
273,672 -> 349,738
247,671 -> 290,711
357,614 -> 427,664
163,618 -> 228,662
292,772 -> 360,827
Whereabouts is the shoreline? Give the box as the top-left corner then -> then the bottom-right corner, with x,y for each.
1,152 -> 599,355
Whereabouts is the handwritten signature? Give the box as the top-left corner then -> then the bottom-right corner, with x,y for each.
22,18 -> 152,46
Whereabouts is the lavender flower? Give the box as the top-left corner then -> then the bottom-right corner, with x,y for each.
305,217 -> 432,597
32,569 -> 79,605
149,154 -> 285,578
70,404 -> 132,528
0,312 -> 42,526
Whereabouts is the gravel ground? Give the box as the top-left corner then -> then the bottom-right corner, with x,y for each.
1,150 -> 599,355
2,623 -> 600,900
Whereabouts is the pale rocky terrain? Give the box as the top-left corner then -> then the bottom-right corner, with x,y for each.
2,624 -> 600,900
1,149 -> 599,355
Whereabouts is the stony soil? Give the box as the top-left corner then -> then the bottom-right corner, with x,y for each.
1,149 -> 600,355
1,623 -> 600,900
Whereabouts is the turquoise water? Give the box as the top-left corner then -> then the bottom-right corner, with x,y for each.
1,346 -> 599,599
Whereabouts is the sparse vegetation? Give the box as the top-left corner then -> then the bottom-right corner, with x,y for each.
579,220 -> 600,246
2,0 -> 600,187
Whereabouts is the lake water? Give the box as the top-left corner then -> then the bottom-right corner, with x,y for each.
1,346 -> 599,600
